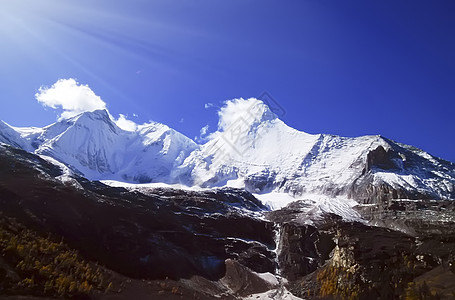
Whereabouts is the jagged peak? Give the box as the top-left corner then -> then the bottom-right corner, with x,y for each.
71,109 -> 111,122
68,109 -> 119,133
137,121 -> 170,134
138,122 -> 198,150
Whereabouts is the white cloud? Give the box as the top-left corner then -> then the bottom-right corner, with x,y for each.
217,98 -> 273,131
194,125 -> 210,143
204,103 -> 214,109
200,125 -> 209,136
35,78 -> 107,120
115,114 -> 138,131
36,78 -> 143,132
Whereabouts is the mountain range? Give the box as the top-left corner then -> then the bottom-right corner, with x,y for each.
1,98 -> 454,208
1,98 -> 455,299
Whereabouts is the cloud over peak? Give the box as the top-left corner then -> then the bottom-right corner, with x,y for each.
35,78 -> 107,120
35,78 -> 142,132
217,98 -> 276,132
115,114 -> 138,131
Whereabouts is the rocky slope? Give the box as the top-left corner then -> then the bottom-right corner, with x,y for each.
0,143 -> 278,299
0,142 -> 454,299
267,200 -> 455,299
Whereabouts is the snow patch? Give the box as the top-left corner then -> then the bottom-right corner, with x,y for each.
253,192 -> 297,210
244,287 -> 303,300
101,180 -> 207,192
254,192 -> 362,222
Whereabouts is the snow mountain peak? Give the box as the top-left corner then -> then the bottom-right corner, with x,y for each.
1,98 -> 454,206
71,108 -> 111,122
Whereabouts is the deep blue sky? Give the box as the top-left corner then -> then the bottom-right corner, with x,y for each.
1,0 -> 454,162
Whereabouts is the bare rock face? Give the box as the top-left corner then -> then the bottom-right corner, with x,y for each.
347,172 -> 432,204
276,202 -> 455,299
366,145 -> 401,172
265,195 -> 455,299
345,142 -> 454,204
220,259 -> 278,297
266,203 -> 338,281
276,224 -> 324,281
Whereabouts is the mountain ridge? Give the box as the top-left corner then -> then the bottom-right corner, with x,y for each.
1,98 -> 454,207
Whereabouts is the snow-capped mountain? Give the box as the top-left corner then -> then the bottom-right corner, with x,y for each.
0,109 -> 198,183
0,120 -> 38,152
1,99 -> 454,205
173,98 -> 455,203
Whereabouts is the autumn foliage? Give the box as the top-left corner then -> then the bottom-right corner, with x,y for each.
0,215 -> 112,297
